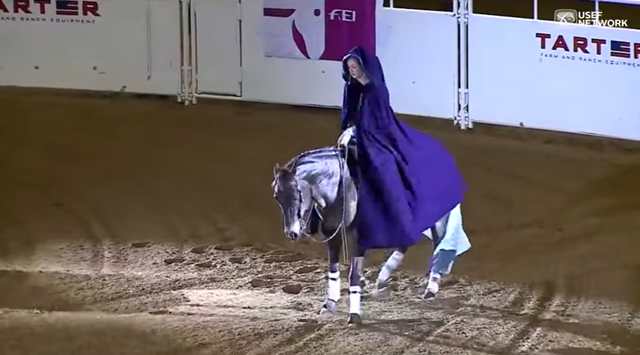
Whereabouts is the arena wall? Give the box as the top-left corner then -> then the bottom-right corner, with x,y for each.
0,0 -> 638,141
0,0 -> 180,95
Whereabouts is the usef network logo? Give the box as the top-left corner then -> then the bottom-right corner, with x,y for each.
0,0 -> 101,24
554,9 -> 628,28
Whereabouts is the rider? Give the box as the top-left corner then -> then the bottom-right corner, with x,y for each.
336,46 -> 467,251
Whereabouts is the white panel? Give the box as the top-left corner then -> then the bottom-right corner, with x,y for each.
0,0 -> 180,95
378,9 -> 458,118
468,14 -> 640,141
194,0 -> 242,96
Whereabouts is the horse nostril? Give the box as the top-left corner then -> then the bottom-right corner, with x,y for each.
288,231 -> 298,241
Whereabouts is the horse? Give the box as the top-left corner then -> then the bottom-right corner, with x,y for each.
272,146 -> 470,325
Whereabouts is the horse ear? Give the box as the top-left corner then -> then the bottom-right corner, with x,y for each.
273,163 -> 280,175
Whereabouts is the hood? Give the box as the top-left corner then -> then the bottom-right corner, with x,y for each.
341,46 -> 386,85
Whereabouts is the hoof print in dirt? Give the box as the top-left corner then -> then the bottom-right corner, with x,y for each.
149,309 -> 170,315
260,274 -> 290,281
250,278 -> 273,288
228,256 -> 246,264
294,266 -> 318,274
131,241 -> 151,248
441,276 -> 461,287
190,246 -> 209,254
164,257 -> 186,265
264,253 -> 305,263
297,318 -> 319,324
213,244 -> 235,251
194,261 -> 214,268
207,276 -> 225,283
282,284 -> 303,295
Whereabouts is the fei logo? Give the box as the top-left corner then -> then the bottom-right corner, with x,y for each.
263,0 -> 375,61
329,9 -> 355,22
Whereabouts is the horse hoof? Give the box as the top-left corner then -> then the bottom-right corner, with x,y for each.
422,290 -> 436,300
347,313 -> 362,326
319,299 -> 338,314
372,283 -> 390,299
359,278 -> 367,290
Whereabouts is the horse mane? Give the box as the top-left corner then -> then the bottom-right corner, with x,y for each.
273,146 -> 340,189
284,146 -> 339,170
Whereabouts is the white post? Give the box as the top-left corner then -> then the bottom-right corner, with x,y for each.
189,0 -> 198,104
452,0 -> 459,125
146,0 -> 152,80
533,0 -> 538,20
595,0 -> 600,21
178,0 -> 191,105
456,0 -> 470,129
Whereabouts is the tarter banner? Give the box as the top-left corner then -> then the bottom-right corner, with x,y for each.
262,0 -> 376,61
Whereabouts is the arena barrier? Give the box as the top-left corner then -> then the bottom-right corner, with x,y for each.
0,0 -> 638,141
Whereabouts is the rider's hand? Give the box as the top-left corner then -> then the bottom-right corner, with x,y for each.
338,127 -> 355,147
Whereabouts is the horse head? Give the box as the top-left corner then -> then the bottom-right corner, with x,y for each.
272,163 -> 314,241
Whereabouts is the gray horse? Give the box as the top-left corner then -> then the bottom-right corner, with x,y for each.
272,146 -> 470,325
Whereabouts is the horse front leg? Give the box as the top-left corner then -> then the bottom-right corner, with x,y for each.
320,235 -> 342,314
347,247 -> 366,325
373,246 -> 407,299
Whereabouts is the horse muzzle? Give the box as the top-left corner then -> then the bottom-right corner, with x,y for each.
285,220 -> 302,241
286,231 -> 301,241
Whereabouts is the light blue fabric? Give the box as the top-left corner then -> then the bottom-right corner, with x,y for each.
424,203 -> 470,275
434,203 -> 470,256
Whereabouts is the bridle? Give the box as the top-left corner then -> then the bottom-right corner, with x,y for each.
278,147 -> 351,260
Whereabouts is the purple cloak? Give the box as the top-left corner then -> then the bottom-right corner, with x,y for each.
341,46 -> 467,250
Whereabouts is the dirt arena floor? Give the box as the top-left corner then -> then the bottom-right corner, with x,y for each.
1,87 -> 639,354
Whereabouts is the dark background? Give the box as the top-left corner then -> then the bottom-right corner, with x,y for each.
383,0 -> 640,30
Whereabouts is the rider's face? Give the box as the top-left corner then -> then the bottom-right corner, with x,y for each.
347,58 -> 365,79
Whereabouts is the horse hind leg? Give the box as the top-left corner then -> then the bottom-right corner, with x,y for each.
423,249 -> 456,300
373,247 -> 407,299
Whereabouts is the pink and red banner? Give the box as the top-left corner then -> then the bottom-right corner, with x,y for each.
263,0 -> 376,61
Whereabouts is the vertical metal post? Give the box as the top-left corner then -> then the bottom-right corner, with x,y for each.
178,0 -> 191,104
452,0 -> 459,124
456,0 -> 470,129
146,0 -> 153,80
533,0 -> 538,19
189,0 -> 198,104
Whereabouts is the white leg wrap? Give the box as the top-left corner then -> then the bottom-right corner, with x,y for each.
348,285 -> 361,314
427,272 -> 441,294
377,251 -> 404,283
328,271 -> 340,301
